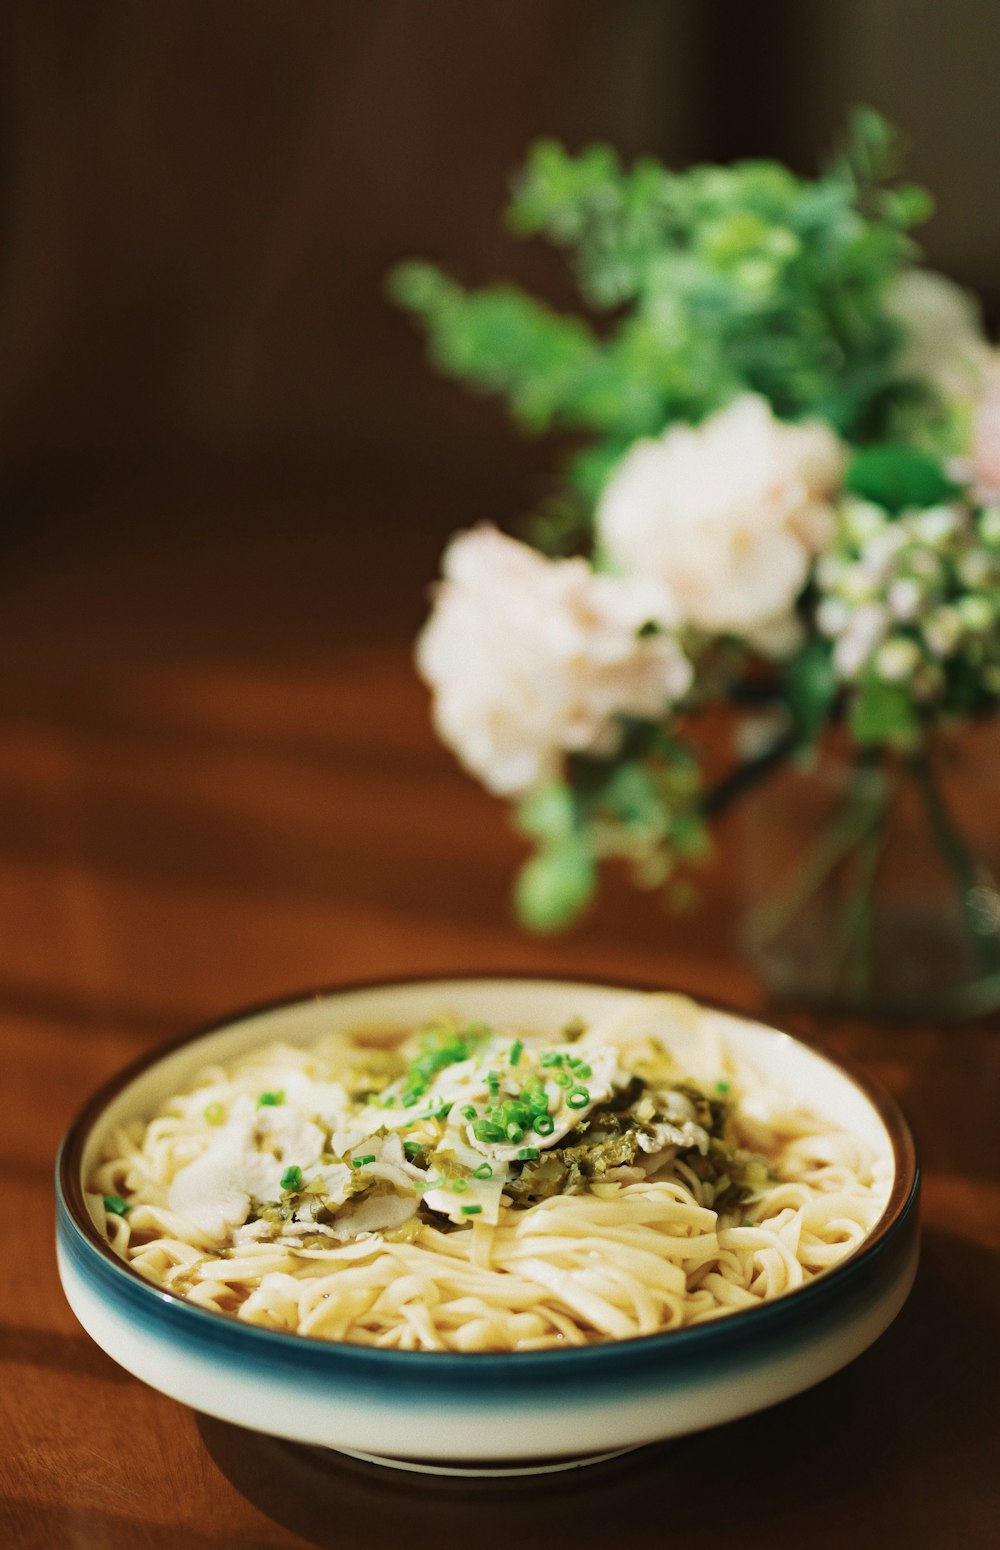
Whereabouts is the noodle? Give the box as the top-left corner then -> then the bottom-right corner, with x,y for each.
89,998 -> 890,1352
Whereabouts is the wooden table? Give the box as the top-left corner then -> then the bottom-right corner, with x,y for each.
2,641 -> 998,1549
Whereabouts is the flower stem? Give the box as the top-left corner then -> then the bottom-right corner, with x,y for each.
744,761 -> 889,952
906,751 -> 1000,976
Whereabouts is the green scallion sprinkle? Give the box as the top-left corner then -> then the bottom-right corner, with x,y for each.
403,1140 -> 421,1158
460,1104 -> 477,1121
460,1204 -> 482,1216
451,1179 -> 469,1194
534,1114 -> 555,1136
553,1071 -> 573,1089
571,1062 -> 592,1080
280,1165 -> 303,1192
351,1154 -> 376,1168
102,1194 -> 131,1216
540,1052 -> 564,1067
506,1122 -> 525,1143
402,1092 -> 420,1108
741,1219 -> 754,1228
566,1087 -> 590,1109
517,1147 -> 540,1161
257,1091 -> 284,1107
473,1162 -> 493,1179
716,1080 -> 732,1095
509,1039 -> 523,1066
473,1120 -> 505,1143
203,1101 -> 225,1126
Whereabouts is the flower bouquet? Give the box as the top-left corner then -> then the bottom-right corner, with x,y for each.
392,111 -> 1000,1016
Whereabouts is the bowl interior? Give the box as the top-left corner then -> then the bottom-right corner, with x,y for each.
76,978 -> 898,1235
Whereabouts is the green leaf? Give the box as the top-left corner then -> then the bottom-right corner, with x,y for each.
514,839 -> 595,932
845,445 -> 957,514
849,678 -> 922,747
515,784 -> 576,843
786,638 -> 839,743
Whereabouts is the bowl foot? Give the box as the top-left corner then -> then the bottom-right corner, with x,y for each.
330,1444 -> 641,1477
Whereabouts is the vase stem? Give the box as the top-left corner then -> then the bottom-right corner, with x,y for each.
907,751 -> 1000,976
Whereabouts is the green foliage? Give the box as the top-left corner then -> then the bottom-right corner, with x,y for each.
845,445 -> 958,513
392,109 -> 932,492
514,837 -> 596,932
849,677 -> 922,748
785,638 -> 840,745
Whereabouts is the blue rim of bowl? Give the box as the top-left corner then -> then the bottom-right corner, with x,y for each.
56,972 -> 920,1376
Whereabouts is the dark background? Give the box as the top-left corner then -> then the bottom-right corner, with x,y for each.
1,0 -> 998,675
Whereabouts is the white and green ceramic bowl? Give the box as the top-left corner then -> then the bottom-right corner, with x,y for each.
56,977 -> 919,1475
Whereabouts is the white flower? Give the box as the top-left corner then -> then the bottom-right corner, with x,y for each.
875,637 -> 922,684
886,268 -> 993,406
416,526 -> 693,797
596,394 -> 845,650
832,602 -> 890,681
971,366 -> 1000,497
887,577 -> 923,621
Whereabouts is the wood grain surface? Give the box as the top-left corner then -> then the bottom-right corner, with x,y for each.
1,631 -> 997,1550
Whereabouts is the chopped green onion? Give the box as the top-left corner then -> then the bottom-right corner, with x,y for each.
451,1179 -> 469,1194
460,1104 -> 477,1121
509,1039 -> 523,1066
472,1120 -> 505,1143
540,1051 -> 564,1067
553,1071 -> 573,1089
460,1204 -> 482,1216
351,1154 -> 376,1169
102,1194 -> 131,1216
473,1162 -> 493,1179
505,1122 -> 525,1143
571,1062 -> 592,1080
534,1114 -> 555,1136
257,1091 -> 284,1107
716,1080 -> 732,1095
280,1165 -> 303,1192
402,1092 -> 420,1108
403,1140 -> 421,1158
203,1101 -> 225,1126
741,1219 -> 754,1228
566,1087 -> 590,1109
517,1147 -> 540,1161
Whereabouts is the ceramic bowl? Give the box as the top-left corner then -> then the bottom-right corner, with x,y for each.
56,977 -> 919,1475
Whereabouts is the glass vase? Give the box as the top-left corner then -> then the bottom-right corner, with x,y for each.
738,729 -> 1000,1020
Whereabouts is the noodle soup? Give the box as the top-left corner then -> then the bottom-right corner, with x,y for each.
88,992 -> 890,1353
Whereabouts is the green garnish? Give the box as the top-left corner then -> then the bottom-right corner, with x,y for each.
716,1080 -> 732,1095
509,1039 -> 524,1066
566,1087 -> 590,1109
741,1218 -> 754,1227
553,1070 -> 574,1089
541,1051 -> 565,1067
351,1154 -> 376,1169
460,1204 -> 483,1216
103,1195 -> 131,1216
452,1179 -> 469,1193
571,1062 -> 592,1080
506,1122 -> 525,1143
460,1104 -> 477,1121
280,1165 -> 303,1192
403,1140 -> 422,1158
203,1101 -> 225,1126
473,1162 -> 493,1179
257,1091 -> 284,1108
534,1114 -> 555,1136
473,1119 -> 505,1143
517,1147 -> 541,1161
